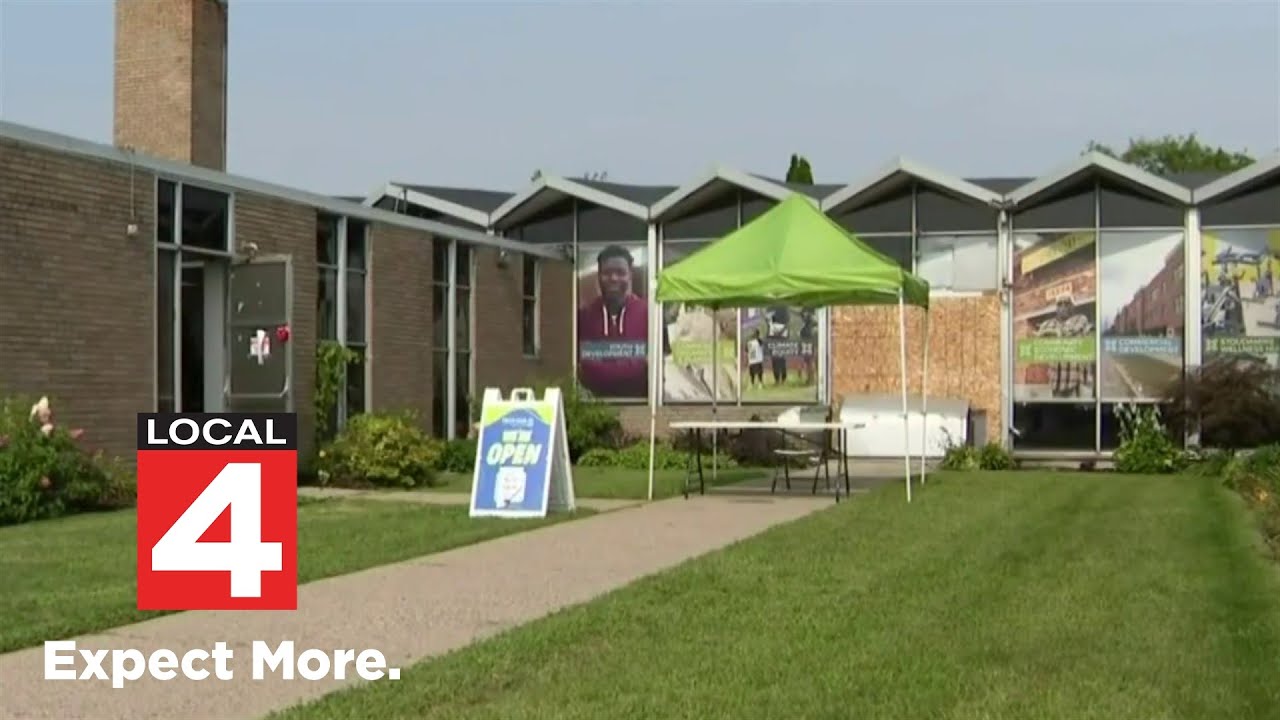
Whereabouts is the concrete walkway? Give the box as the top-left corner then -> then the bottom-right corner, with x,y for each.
297,485 -> 641,512
0,494 -> 830,720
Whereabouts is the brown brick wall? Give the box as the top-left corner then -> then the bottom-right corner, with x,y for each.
831,294 -> 1003,440
472,248 -> 574,393
114,0 -> 227,170
368,224 -> 434,430
232,192 -> 318,453
0,138 -> 155,462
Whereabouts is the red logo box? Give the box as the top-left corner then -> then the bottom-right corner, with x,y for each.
136,413 -> 298,611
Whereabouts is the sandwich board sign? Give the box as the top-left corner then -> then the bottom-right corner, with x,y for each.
469,387 -> 576,518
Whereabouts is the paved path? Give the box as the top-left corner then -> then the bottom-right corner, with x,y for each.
0,494 -> 829,720
297,486 -> 641,512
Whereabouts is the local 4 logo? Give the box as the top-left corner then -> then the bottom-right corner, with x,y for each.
136,413 -> 299,611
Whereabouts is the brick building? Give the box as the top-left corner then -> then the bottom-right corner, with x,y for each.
1112,244 -> 1185,336
7,0 -> 1280,460
0,0 -> 569,464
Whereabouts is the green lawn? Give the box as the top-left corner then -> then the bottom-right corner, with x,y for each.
276,472 -> 1280,720
434,466 -> 769,499
0,499 -> 581,654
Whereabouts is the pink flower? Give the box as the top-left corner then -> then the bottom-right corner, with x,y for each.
69,429 -> 85,441
39,476 -> 51,489
40,423 -> 54,437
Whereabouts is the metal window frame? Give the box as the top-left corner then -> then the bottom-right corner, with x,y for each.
521,254 -> 541,358
153,178 -> 234,412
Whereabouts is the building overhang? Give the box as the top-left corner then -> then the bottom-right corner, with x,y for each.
1006,151 -> 1192,208
1192,152 -> 1280,204
489,174 -> 649,229
363,182 -> 491,227
650,165 -> 818,223
820,157 -> 1003,215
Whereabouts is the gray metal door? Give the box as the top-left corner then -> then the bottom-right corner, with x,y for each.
226,255 -> 293,413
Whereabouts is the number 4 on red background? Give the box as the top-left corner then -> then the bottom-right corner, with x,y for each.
135,413 -> 298,611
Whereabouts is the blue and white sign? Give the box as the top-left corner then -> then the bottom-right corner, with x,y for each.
469,387 -> 575,518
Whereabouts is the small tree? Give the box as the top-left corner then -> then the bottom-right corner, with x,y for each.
1086,134 -> 1254,175
786,154 -> 814,184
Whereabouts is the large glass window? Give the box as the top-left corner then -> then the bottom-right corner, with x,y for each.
180,184 -> 231,252
1200,227 -> 1280,368
661,241 -> 736,404
315,213 -> 367,436
1098,230 -> 1185,401
860,234 -> 914,271
157,248 -> 177,412
917,234 -> 999,291
345,221 -> 369,419
576,242 -> 650,400
431,241 -> 449,438
1011,231 -> 1099,403
154,180 -> 231,413
522,255 -> 539,357
1009,178 -> 1188,451
659,239 -> 824,406
455,245 -> 474,435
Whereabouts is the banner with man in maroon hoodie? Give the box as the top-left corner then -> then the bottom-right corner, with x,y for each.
577,245 -> 649,399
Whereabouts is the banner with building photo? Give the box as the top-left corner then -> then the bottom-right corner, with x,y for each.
660,242 -> 738,403
576,243 -> 650,400
1201,229 -> 1280,367
1012,231 -> 1098,400
1098,231 -> 1185,399
739,306 -> 820,402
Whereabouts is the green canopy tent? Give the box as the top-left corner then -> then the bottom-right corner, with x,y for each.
650,193 -> 932,502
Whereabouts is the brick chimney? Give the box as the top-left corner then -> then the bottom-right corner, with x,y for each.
113,0 -> 228,171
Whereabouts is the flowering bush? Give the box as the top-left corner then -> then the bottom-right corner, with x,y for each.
0,394 -> 135,525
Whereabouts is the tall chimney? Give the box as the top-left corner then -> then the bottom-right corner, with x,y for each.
113,0 -> 228,171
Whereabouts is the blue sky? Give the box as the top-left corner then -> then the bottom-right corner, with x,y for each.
1,1 -> 1277,195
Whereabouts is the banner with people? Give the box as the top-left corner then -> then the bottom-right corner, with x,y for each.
1201,228 -> 1280,368
1012,231 -> 1098,401
739,306 -> 820,402
575,244 -> 649,400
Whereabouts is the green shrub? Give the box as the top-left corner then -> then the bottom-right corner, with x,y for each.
529,380 -> 623,461
1163,357 -> 1280,449
940,443 -> 980,471
0,394 -> 134,525
436,438 -> 478,474
977,442 -> 1015,470
318,411 -> 442,488
1113,404 -> 1188,474
578,442 -> 693,471
1185,448 -> 1241,480
1222,444 -> 1280,550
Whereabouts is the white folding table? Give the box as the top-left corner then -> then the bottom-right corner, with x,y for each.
668,420 -> 866,502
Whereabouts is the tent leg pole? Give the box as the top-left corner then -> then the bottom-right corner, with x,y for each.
898,291 -> 911,503
921,308 -> 930,485
711,323 -> 719,481
647,409 -> 657,501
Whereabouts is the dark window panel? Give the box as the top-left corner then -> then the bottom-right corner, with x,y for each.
157,180 -> 176,244
346,220 -> 368,270
1200,176 -> 1280,226
180,185 -> 229,251
1011,177 -> 1095,230
316,213 -> 340,266
1098,181 -> 1184,228
915,185 -> 999,233
830,186 -> 912,234
1011,403 -> 1097,450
